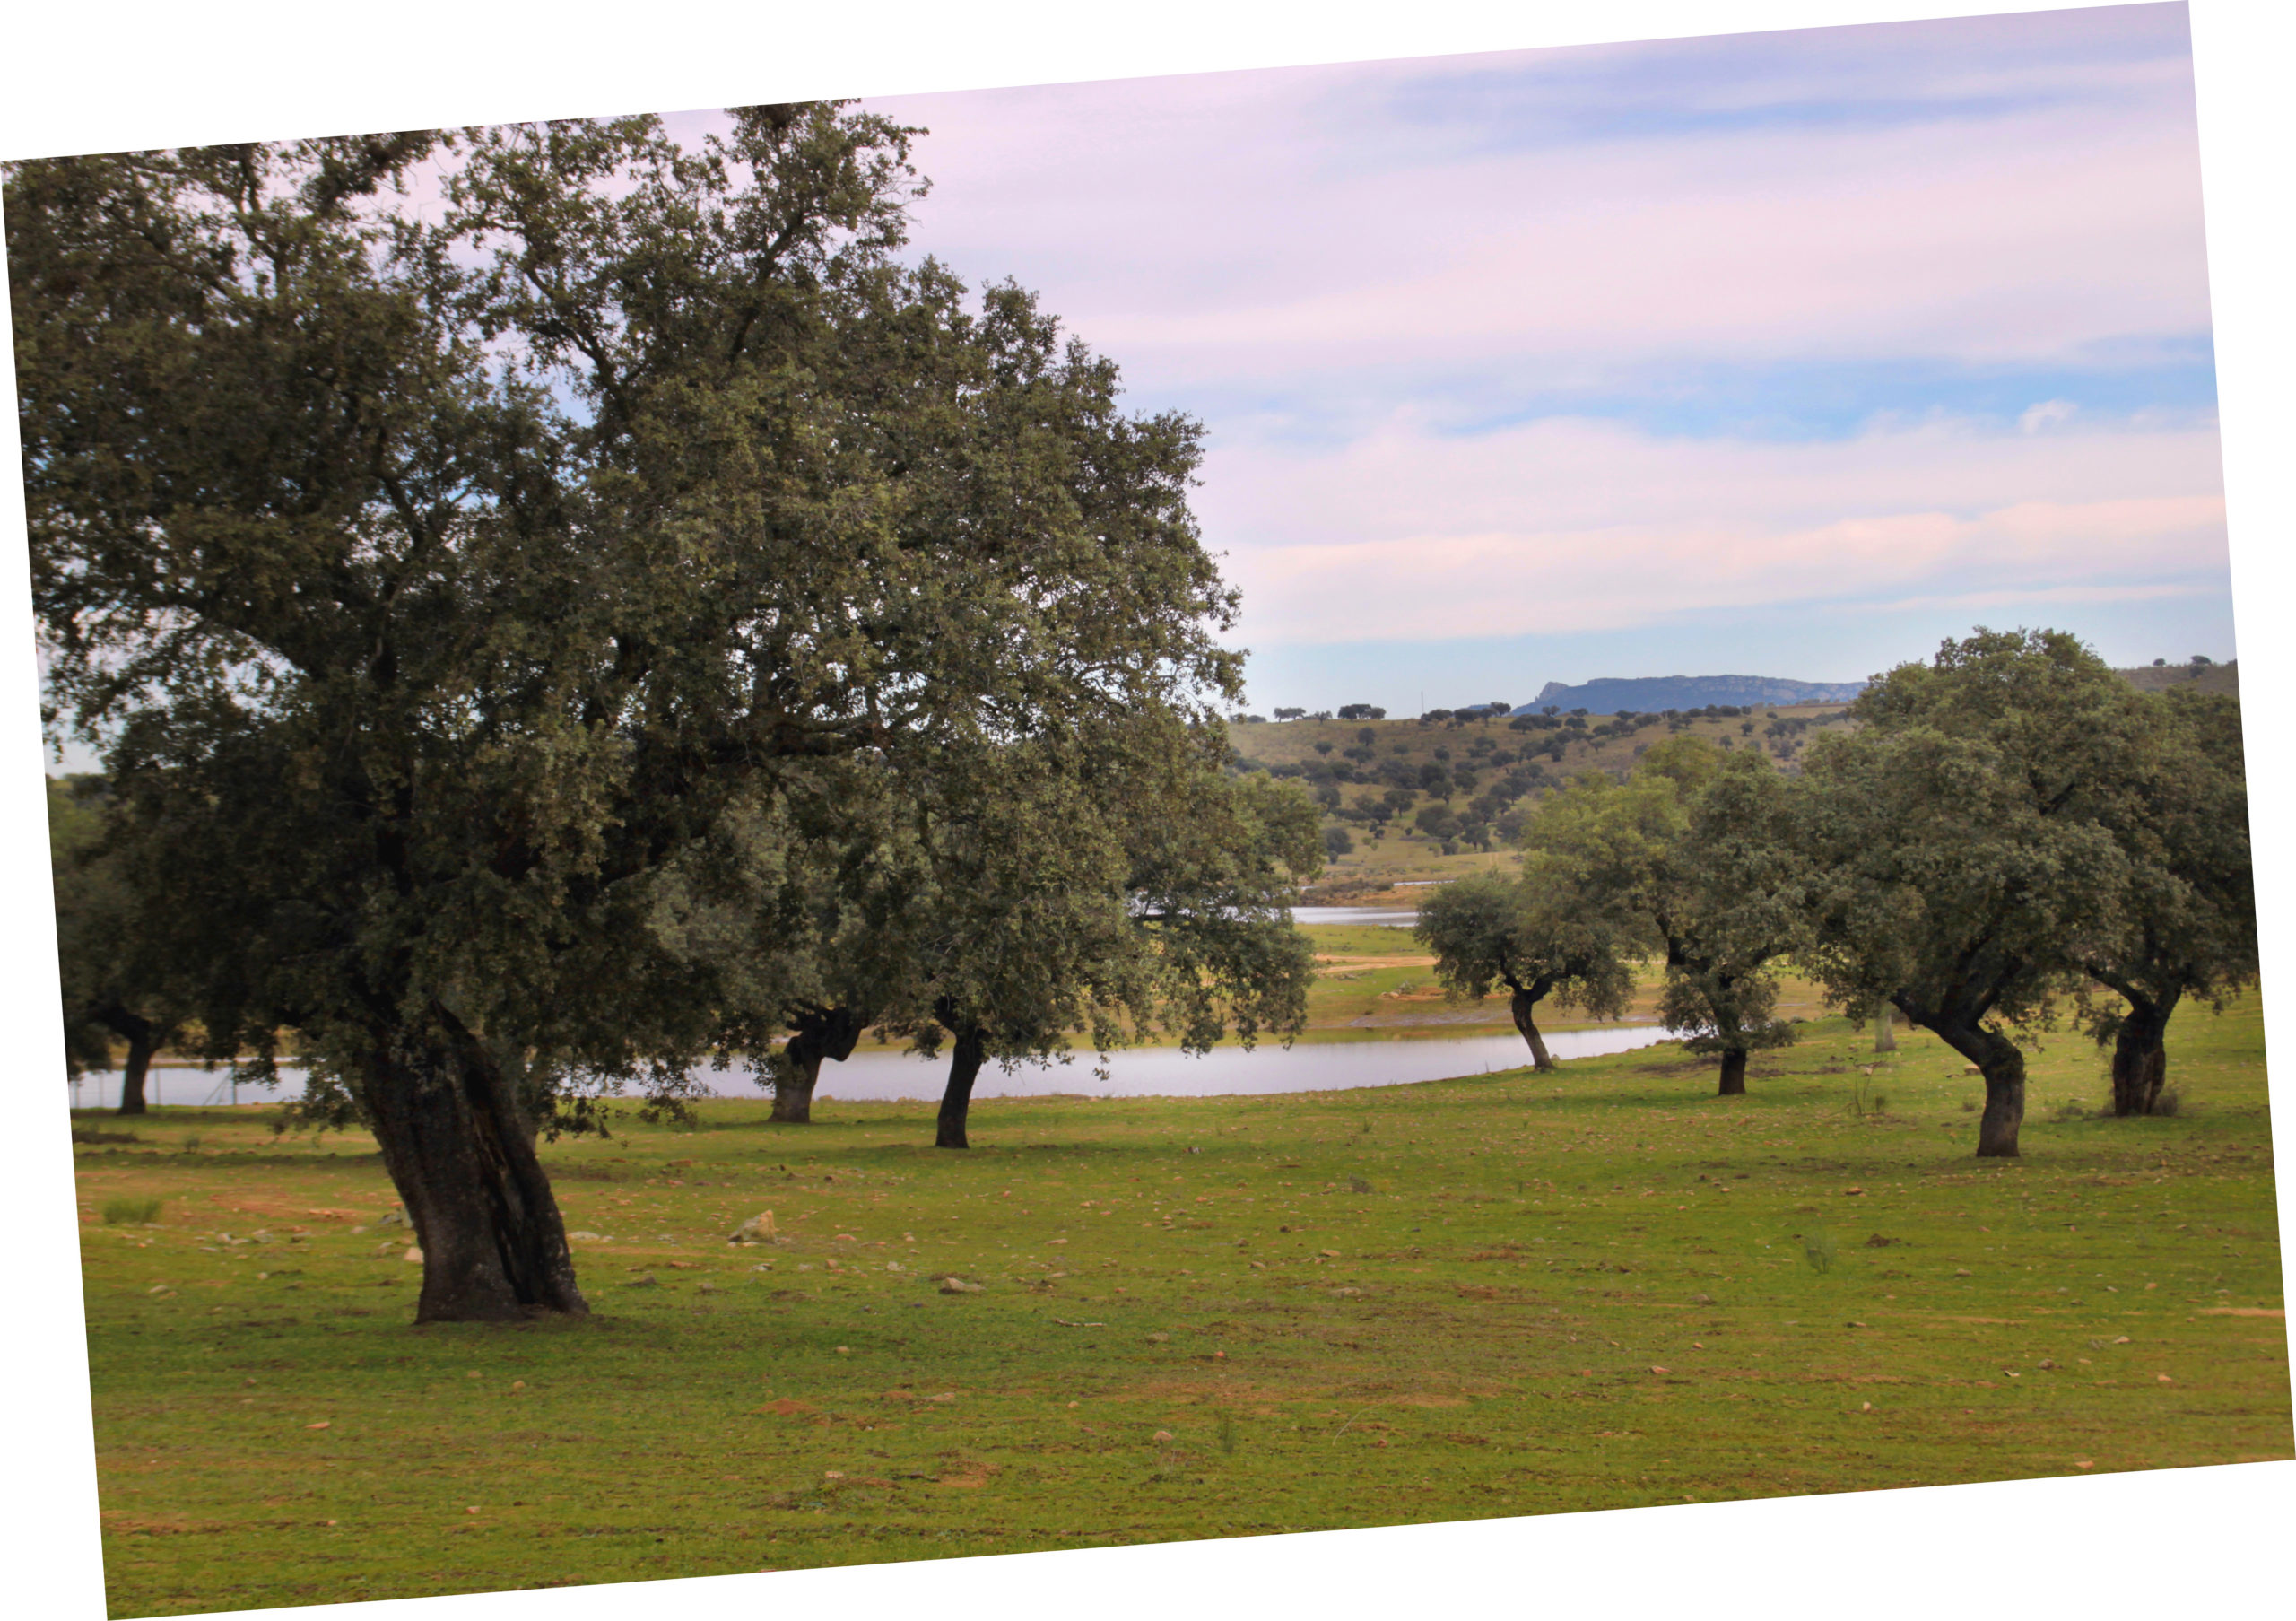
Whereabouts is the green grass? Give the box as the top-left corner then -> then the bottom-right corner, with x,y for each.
75,995 -> 2286,1615
101,1197 -> 165,1226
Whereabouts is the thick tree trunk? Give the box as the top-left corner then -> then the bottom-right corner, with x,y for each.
1896,998 -> 2024,1156
1717,1047 -> 1748,1095
770,1007 -> 867,1124
936,1024 -> 987,1150
1872,999 -> 1896,1053
2109,990 -> 2178,1117
1973,1049 -> 2026,1156
1508,987 -> 1556,1072
356,1005 -> 587,1323
116,1030 -> 156,1116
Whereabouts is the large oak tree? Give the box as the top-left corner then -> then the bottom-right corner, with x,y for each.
13,109 -> 1248,1320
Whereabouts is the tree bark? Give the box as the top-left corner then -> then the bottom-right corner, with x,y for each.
1871,999 -> 1896,1053
2109,990 -> 2178,1117
1972,1046 -> 2026,1156
355,1004 -> 588,1323
97,1007 -> 163,1116
770,1007 -> 867,1124
1717,1047 -> 1748,1096
116,1028 -> 157,1116
936,1023 -> 987,1150
1508,986 -> 1557,1071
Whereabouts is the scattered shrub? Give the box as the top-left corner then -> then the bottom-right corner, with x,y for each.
72,1127 -> 140,1146
102,1198 -> 164,1225
2152,1088 -> 2184,1117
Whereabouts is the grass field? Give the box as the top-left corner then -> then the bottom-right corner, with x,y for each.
72,994 -> 2286,1617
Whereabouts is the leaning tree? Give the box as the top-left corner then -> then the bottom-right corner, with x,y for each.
12,109 -> 1248,1320
1802,630 -> 2143,1156
1413,867 -> 1631,1071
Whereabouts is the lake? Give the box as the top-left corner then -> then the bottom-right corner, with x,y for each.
1292,906 -> 1420,928
65,1024 -> 1677,1111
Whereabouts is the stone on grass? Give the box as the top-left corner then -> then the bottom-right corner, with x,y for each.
939,1277 -> 984,1294
729,1210 -> 779,1245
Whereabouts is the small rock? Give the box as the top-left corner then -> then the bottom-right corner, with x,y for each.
1319,1248 -> 1341,1258
307,1421 -> 331,1430
146,1284 -> 171,1295
1860,1401 -> 1873,1412
2113,1335 -> 2131,1345
728,1210 -> 779,1245
1148,1332 -> 1170,1343
568,1230 -> 603,1242
823,1470 -> 845,1481
403,1247 -> 423,1265
511,1381 -> 526,1391
836,1346 -> 851,1355
624,1272 -> 658,1287
1152,1430 -> 1173,1442
2155,1373 -> 2174,1383
939,1277 -> 984,1294
465,1505 -> 480,1515
1649,1365 -> 1670,1374
2038,1358 -> 2057,1371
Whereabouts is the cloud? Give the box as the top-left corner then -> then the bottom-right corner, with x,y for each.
2020,398 -> 2081,432
1200,411 -> 2227,644
870,12 -> 2209,410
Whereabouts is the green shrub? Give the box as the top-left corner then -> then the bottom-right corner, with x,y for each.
103,1198 -> 164,1225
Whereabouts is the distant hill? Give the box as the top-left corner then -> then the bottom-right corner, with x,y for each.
1518,675 -> 1867,714
2116,660 -> 2239,698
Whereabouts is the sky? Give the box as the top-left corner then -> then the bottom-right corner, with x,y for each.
838,2 -> 2228,715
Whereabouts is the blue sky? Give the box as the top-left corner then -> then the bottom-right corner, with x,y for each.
857,3 -> 2230,710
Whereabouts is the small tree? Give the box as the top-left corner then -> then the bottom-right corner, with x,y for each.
1415,869 -> 1631,1070
48,778 -> 183,1114
1526,744 -> 1809,1094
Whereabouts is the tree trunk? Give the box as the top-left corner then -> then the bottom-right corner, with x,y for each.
116,1029 -> 156,1116
936,1024 -> 987,1151
1508,987 -> 1556,1072
1896,999 -> 2024,1156
1973,1047 -> 2026,1156
770,1007 -> 867,1124
1872,999 -> 1896,1053
2109,990 -> 2178,1117
355,1005 -> 587,1323
1717,1047 -> 1748,1095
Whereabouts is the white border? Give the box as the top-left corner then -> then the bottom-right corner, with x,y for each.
2,4 -> 2287,1618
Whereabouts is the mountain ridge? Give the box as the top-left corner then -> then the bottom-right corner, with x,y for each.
1519,674 -> 1868,713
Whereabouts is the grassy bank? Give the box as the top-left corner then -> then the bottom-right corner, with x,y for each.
73,996 -> 2285,1615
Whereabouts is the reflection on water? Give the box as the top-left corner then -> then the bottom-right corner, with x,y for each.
67,1024 -> 1676,1110
1292,906 -> 1420,928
